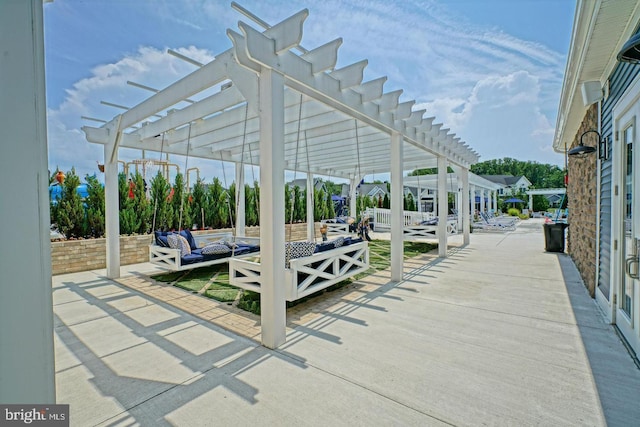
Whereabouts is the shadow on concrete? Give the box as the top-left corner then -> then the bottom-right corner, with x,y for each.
556,253 -> 640,426
54,275 -> 308,426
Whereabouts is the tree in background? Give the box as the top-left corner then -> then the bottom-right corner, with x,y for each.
325,190 -> 336,219
470,158 -> 565,189
404,192 -> 416,211
118,173 -> 141,235
532,195 -> 550,212
383,193 -> 390,209
190,179 -> 206,229
55,168 -> 86,238
285,184 -> 294,223
170,173 -> 193,230
84,174 -> 105,237
313,188 -> 326,220
205,177 -> 224,228
292,185 -> 304,222
149,171 -> 173,231
244,182 -> 259,226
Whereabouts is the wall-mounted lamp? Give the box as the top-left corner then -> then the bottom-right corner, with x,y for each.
568,129 -> 600,157
617,33 -> 640,64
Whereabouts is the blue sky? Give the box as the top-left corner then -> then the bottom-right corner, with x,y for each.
44,0 -> 576,182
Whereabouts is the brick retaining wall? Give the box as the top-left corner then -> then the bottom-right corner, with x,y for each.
51,223 -> 321,275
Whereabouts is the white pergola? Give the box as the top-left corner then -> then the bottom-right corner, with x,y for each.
403,171 -> 502,226
84,6 -> 479,348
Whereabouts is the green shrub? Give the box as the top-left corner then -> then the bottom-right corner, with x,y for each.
507,208 -> 520,217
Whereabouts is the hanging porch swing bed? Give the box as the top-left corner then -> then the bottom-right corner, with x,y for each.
229,235 -> 368,302
150,229 -> 260,271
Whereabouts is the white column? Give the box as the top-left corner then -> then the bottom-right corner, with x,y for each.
480,188 -> 487,213
493,191 -> 498,213
390,132 -> 404,281
104,138 -> 120,278
461,168 -> 470,245
236,163 -> 245,237
306,172 -> 315,240
0,0 -> 55,403
456,176 -> 463,233
529,193 -> 533,212
259,68 -> 286,349
437,156 -> 448,257
470,184 -> 476,217
417,182 -> 422,213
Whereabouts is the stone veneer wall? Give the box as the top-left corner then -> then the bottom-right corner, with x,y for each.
51,223 -> 319,275
566,103 -> 598,296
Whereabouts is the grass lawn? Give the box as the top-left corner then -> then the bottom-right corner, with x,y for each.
150,238 -> 437,310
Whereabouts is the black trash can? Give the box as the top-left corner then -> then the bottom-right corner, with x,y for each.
543,222 -> 568,252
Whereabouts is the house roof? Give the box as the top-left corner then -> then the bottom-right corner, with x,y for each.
287,178 -> 324,191
553,1 -> 640,152
83,5 -> 479,182
480,175 -> 529,187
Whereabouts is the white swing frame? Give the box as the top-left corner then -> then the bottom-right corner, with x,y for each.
229,239 -> 369,301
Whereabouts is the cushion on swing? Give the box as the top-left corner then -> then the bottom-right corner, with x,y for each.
154,230 -> 170,247
167,233 -> 192,256
333,236 -> 345,248
285,241 -> 316,268
315,241 -> 335,253
201,243 -> 231,255
179,229 -> 198,250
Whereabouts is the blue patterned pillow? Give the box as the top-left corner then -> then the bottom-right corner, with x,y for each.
201,243 -> 231,255
333,236 -> 345,248
167,233 -> 191,256
285,241 -> 316,268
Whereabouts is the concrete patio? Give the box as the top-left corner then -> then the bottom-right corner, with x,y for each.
53,218 -> 640,426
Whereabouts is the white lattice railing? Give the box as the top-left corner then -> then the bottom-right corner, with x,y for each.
229,241 -> 369,301
363,207 -> 436,230
362,207 -> 457,237
402,220 -> 457,239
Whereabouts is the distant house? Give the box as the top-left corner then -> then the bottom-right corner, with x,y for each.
545,193 -> 564,208
357,183 -> 388,199
480,175 -> 532,196
287,178 -> 326,193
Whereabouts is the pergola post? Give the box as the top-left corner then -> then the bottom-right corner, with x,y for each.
461,168 -> 470,245
0,0 -> 55,403
104,118 -> 122,279
236,163 -> 245,237
437,155 -> 448,257
456,176 -> 463,233
258,68 -> 286,349
390,131 -> 404,281
470,184 -> 476,217
307,172 -> 315,240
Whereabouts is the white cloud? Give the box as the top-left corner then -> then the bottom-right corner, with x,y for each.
422,71 -> 556,164
47,45 -> 218,180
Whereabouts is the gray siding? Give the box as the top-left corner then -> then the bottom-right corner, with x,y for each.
599,61 -> 640,299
